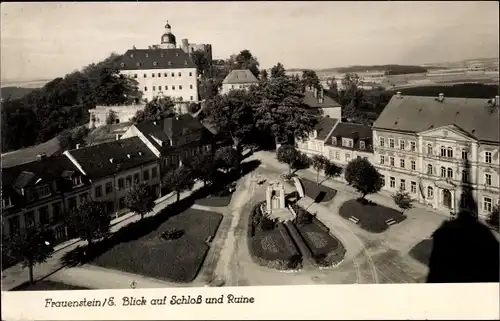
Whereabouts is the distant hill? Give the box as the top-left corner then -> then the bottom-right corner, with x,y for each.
1,86 -> 36,100
393,83 -> 499,99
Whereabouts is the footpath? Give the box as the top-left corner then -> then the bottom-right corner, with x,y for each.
1,181 -> 204,291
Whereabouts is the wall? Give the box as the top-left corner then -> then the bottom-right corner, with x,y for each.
120,67 -> 198,103
89,105 -> 144,128
221,82 -> 258,95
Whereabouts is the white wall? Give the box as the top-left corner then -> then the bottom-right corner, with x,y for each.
221,82 -> 258,95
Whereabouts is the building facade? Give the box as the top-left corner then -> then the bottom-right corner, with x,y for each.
89,104 -> 145,128
373,93 -> 500,218
116,22 -> 199,106
303,86 -> 342,120
221,69 -> 259,95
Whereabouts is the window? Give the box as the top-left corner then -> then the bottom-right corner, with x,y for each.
380,175 -> 385,186
411,181 -> 417,193
399,140 -> 405,150
411,160 -> 416,170
427,186 -> 434,198
179,85 -> 183,90
439,167 -> 445,177
484,197 -> 492,212
145,53 -> 149,58
380,155 -> 385,165
9,216 -> 20,235
172,85 -> 176,90
189,72 -> 193,76
164,73 -> 168,77
447,147 -> 453,158
126,175 -> 132,188
136,62 -> 141,67
152,73 -> 155,78
342,138 -> 353,147
461,149 -> 468,160
39,206 -> 49,225
485,152 -> 492,163
485,173 -> 492,186
37,185 -> 51,198
410,141 -> 416,152
359,141 -> 365,150
461,170 -> 469,183
447,168 -> 453,178
331,137 -> 337,145
345,153 -> 351,161
379,137 -> 385,147
152,86 -> 156,91
400,159 -> 405,168
105,182 -> 113,195
390,177 -> 395,188
190,84 -> 193,89
143,169 -> 150,181
143,73 -> 147,78
178,72 -> 181,77
158,86 -> 162,91
335,151 -> 340,160
133,173 -> 140,184
2,196 -> 12,208
190,96 -> 193,101
24,211 -> 35,227
158,73 -> 161,77
400,179 -> 406,191
152,167 -> 158,178
231,85 -> 235,89
427,164 -> 433,175
390,157 -> 394,166
134,74 -> 138,78
52,203 -> 62,221
119,197 -> 126,210
144,86 -> 148,91
95,185 -> 102,198
118,178 -> 125,190
165,85 -> 168,90
389,138 -> 395,148
427,144 -> 433,155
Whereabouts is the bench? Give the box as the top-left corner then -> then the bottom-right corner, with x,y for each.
385,218 -> 396,226
349,216 -> 360,224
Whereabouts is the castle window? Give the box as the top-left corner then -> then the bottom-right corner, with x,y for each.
440,166 -> 446,177
134,74 -> 137,78
172,85 -> 175,90
158,86 -> 162,91
461,149 -> 468,160
171,72 -> 175,77
145,53 -> 149,58
168,61 -> 172,65
143,73 -> 147,78
440,146 -> 446,157
164,73 -> 168,77
158,73 -> 161,77
190,84 -> 193,89
190,96 -> 193,101
427,164 -> 433,175
179,85 -> 183,90
144,86 -> 147,91
136,62 -> 141,67
152,73 -> 155,78
447,147 -> 453,158
152,86 -> 156,91
189,72 -> 193,77
153,61 -> 158,67
165,86 -> 168,90
447,167 -> 453,178
178,72 -> 181,76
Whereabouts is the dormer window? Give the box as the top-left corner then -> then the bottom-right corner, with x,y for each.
145,53 -> 149,58
360,141 -> 366,150
331,137 -> 337,145
136,62 -> 141,67
120,62 -> 125,67
184,60 -> 188,65
2,196 -> 12,208
36,185 -> 51,198
160,53 -> 164,58
342,138 -> 353,148
168,61 -> 172,66
130,54 -> 134,58
153,61 -> 158,67
72,176 -> 83,186
176,53 -> 179,56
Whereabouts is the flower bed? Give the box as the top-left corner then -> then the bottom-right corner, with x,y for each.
247,202 -> 302,270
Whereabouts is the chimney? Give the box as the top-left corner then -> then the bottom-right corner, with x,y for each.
76,144 -> 80,149
37,153 -> 47,160
396,91 -> 402,99
314,88 -> 318,98
115,134 -> 120,141
109,158 -> 114,163
127,154 -> 131,158
494,95 -> 499,106
438,93 -> 444,102
181,39 -> 189,53
153,121 -> 157,126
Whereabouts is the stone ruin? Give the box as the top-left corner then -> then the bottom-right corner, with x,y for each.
264,181 -> 294,222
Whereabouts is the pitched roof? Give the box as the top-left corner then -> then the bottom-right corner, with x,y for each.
68,137 -> 157,180
325,122 -> 374,152
222,69 -> 259,84
303,91 -> 341,108
314,117 -> 340,141
115,48 -> 197,71
373,95 -> 500,143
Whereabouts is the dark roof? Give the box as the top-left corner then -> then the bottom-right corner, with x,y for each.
314,117 -> 339,141
68,137 -> 158,180
116,48 -> 197,71
325,122 -> 374,153
303,91 -> 341,108
373,95 -> 499,143
222,69 -> 259,84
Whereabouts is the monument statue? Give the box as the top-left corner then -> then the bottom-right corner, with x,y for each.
266,181 -> 286,213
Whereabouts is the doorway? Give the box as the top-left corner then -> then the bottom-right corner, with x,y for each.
443,189 -> 452,209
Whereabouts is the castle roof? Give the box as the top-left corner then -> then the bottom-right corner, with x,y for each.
116,48 -> 196,70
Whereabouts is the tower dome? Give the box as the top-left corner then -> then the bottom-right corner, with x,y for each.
160,21 -> 176,49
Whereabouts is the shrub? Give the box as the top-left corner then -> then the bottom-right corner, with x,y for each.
160,228 -> 184,240
260,215 -> 276,231
295,208 -> 313,226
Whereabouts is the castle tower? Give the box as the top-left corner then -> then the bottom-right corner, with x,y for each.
159,21 -> 176,49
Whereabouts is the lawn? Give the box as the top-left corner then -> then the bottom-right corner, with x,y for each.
338,199 -> 407,233
12,280 -> 90,291
300,178 -> 337,203
194,188 -> 234,207
90,208 -> 223,283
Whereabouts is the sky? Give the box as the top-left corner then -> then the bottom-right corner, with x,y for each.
1,1 -> 499,82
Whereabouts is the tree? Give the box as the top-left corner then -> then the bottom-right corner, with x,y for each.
276,144 -> 300,175
132,96 -> 176,124
190,49 -> 211,77
392,191 -> 414,214
311,154 -> 328,185
234,49 -> 260,78
487,205 -> 499,230
260,69 -> 268,81
254,74 -> 321,148
125,183 -> 156,220
270,62 -> 286,79
204,89 -> 256,172
64,199 -> 110,249
301,69 -> 321,91
187,102 -> 201,114
105,110 -> 117,125
344,157 -> 383,200
93,67 -> 142,106
185,152 -> 217,187
325,77 -> 339,99
162,167 -> 195,202
324,161 -> 343,181
214,146 -> 239,174
3,226 -> 54,284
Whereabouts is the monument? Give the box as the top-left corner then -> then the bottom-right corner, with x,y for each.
266,181 -> 286,213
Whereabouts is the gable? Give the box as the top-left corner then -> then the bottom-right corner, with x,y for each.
418,124 -> 477,142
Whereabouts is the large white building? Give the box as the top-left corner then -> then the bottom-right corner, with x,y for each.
115,22 -> 199,110
372,93 -> 500,218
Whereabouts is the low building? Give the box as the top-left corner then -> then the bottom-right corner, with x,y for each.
221,69 -> 259,95
373,92 -> 500,218
89,104 -> 145,129
121,114 -> 215,175
1,155 -> 90,244
303,86 -> 342,120
64,137 -> 161,219
296,117 -> 339,157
